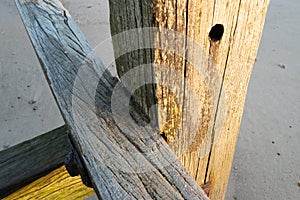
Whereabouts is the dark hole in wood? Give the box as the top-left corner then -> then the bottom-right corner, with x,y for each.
160,132 -> 168,142
209,24 -> 224,42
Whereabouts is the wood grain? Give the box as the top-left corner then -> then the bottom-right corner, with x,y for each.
154,1 -> 270,199
15,0 -> 208,199
201,1 -> 270,199
0,125 -> 69,198
109,0 -> 270,199
109,0 -> 157,125
4,166 -> 94,200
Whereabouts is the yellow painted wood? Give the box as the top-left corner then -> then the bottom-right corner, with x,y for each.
4,166 -> 95,200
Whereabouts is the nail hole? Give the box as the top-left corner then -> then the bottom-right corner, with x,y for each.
209,24 -> 224,42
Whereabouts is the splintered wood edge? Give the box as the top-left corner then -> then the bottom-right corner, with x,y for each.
15,0 -> 208,199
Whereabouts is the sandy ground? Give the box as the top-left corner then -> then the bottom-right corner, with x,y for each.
0,0 -> 64,151
0,0 -> 299,199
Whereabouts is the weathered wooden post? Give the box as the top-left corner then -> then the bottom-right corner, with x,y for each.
14,0 -> 209,199
6,0 -> 270,199
109,0 -> 270,199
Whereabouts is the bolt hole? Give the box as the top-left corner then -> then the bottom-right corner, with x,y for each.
209,24 -> 224,42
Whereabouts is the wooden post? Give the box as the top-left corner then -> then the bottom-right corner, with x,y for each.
109,0 -> 270,199
16,0 -> 208,199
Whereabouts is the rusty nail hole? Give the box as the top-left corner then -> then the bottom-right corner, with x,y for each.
209,24 -> 224,42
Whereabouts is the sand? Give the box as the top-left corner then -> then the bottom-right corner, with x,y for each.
0,0 -> 299,199
0,0 -> 64,151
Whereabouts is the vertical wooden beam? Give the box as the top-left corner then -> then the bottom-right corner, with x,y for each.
109,0 -> 157,125
16,0 -> 209,199
109,0 -> 270,199
199,2 -> 270,199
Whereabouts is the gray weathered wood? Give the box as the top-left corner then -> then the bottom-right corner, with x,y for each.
0,125 -> 69,198
109,0 -> 157,126
15,0 -> 208,199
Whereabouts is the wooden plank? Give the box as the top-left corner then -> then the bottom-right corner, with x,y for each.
15,0 -> 208,199
201,2 -> 270,199
0,125 -> 69,198
109,0 -> 270,199
4,166 -> 94,200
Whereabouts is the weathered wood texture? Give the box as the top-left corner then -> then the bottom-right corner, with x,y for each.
4,166 -> 94,200
0,125 -> 69,198
16,0 -> 208,199
109,0 -> 157,125
109,0 -> 270,199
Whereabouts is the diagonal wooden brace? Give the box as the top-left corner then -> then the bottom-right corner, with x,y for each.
15,0 -> 209,199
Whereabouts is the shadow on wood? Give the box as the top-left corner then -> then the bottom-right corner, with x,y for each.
15,0 -> 208,199
109,1 -> 270,199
